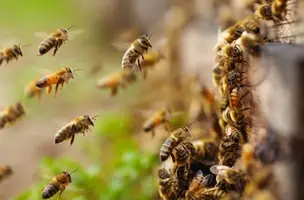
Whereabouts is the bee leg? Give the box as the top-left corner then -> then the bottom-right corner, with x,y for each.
111,87 -> 118,96
69,134 -> 75,147
54,79 -> 64,97
53,40 -> 62,56
47,86 -> 52,94
137,59 -> 143,74
57,186 -> 65,200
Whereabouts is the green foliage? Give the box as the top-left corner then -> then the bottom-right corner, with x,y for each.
17,111 -> 158,200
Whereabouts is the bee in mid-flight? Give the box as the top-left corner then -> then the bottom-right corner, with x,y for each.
35,25 -> 81,56
96,70 -> 137,96
159,121 -> 194,162
0,102 -> 26,129
121,33 -> 153,73
41,169 -> 78,199
54,115 -> 98,147
0,165 -> 13,183
139,50 -> 165,78
35,67 -> 80,97
143,107 -> 173,137
0,44 -> 27,66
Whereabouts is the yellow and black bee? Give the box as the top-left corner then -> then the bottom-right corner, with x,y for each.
41,169 -> 78,199
158,167 -> 178,200
0,44 -> 25,66
36,25 -> 75,56
121,33 -> 153,73
0,102 -> 26,129
54,115 -> 98,147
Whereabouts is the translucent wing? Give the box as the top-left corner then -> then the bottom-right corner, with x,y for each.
210,165 -> 229,175
68,29 -> 84,40
111,42 -> 132,52
34,32 -> 50,39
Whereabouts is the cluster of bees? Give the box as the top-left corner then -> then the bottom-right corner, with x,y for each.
0,0 -> 296,199
0,23 -> 165,199
155,0 -> 296,199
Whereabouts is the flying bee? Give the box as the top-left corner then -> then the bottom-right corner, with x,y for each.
192,139 -> 219,166
35,67 -> 81,97
0,44 -> 29,66
54,115 -> 98,147
210,165 -> 247,193
158,168 -> 178,200
35,25 -> 82,56
185,170 -> 214,200
139,50 -> 165,78
0,102 -> 26,129
218,136 -> 242,167
121,33 -> 153,74
96,70 -> 137,96
24,80 -> 44,101
159,121 -> 194,162
0,165 -> 13,183
41,169 -> 78,199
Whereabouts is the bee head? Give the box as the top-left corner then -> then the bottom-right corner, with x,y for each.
62,171 -> 72,183
230,45 -> 242,58
84,115 -> 95,126
139,35 -> 152,48
14,44 -> 23,56
61,28 -> 68,34
65,68 -> 74,79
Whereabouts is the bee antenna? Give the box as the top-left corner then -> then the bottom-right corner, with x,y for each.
73,73 -> 79,76
91,115 -> 100,120
73,68 -> 84,72
67,25 -> 75,30
69,169 -> 79,175
147,31 -> 155,39
186,120 -> 196,128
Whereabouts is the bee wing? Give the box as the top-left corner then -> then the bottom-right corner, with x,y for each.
111,42 -> 131,52
210,165 -> 230,175
68,29 -> 84,40
34,32 -> 50,39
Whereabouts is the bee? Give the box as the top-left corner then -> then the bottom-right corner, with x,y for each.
24,80 -> 44,101
240,15 -> 262,35
158,168 -> 178,200
236,31 -> 263,57
96,70 -> 137,96
210,165 -> 246,193
225,124 -> 245,145
41,169 -> 78,199
212,63 -> 225,93
218,136 -> 242,167
35,67 -> 80,97
0,102 -> 26,129
198,187 -> 227,200
217,44 -> 245,64
143,107 -> 174,137
159,122 -> 194,162
185,170 -> 213,200
0,44 -> 25,66
220,24 -> 245,44
255,3 -> 275,21
54,115 -> 98,147
36,25 -> 75,56
121,33 -> 153,73
139,50 -> 165,78
271,0 -> 288,20
171,142 -> 195,170
0,165 -> 13,182
192,139 -> 219,166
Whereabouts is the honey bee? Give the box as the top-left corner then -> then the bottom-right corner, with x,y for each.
139,50 -> 165,78
143,107 -> 174,137
159,122 -> 194,162
36,25 -> 75,56
0,44 -> 25,66
217,44 -> 245,64
54,115 -> 98,147
0,102 -> 26,129
192,139 -> 219,166
198,187 -> 227,200
35,67 -> 80,97
212,63 -> 225,93
158,168 -> 178,200
121,33 -> 153,73
271,0 -> 288,20
210,165 -> 246,193
185,170 -> 213,200
0,165 -> 13,182
218,136 -> 242,167
240,15 -> 262,35
96,70 -> 137,96
225,124 -> 245,145
171,142 -> 195,170
24,80 -> 44,101
41,169 -> 78,199
221,24 -> 245,44
255,3 -> 275,21
222,106 -> 250,128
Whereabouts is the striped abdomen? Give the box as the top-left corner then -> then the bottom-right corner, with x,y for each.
122,48 -> 140,69
55,125 -> 74,144
39,37 -> 57,55
35,76 -> 51,88
42,183 -> 60,199
160,137 -> 179,162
